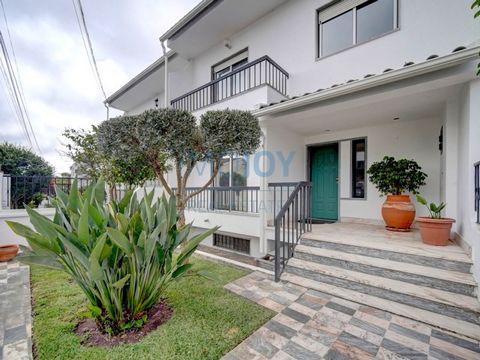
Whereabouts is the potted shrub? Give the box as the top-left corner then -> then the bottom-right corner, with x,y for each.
416,195 -> 455,246
367,156 -> 427,231
0,244 -> 18,262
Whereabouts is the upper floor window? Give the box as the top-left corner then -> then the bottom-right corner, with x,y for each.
317,0 -> 398,58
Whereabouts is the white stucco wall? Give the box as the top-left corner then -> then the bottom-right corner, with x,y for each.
126,91 -> 165,115
456,79 -> 480,282
303,116 -> 442,222
186,0 -> 479,98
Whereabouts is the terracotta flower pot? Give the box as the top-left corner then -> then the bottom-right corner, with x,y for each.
381,195 -> 416,231
0,244 -> 19,262
416,217 -> 455,246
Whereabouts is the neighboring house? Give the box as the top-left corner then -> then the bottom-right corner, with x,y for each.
106,0 -> 480,327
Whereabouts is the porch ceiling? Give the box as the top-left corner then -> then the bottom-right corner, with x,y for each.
261,64 -> 471,135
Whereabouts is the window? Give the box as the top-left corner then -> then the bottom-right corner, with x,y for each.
352,139 -> 366,198
215,157 -> 247,187
318,0 -> 397,57
212,50 -> 248,101
213,156 -> 248,211
213,233 -> 250,254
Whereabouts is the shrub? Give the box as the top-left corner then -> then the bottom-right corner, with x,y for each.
7,179 -> 217,334
367,156 -> 427,196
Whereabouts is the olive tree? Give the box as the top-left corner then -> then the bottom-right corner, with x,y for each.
63,126 -> 155,199
97,108 -> 262,225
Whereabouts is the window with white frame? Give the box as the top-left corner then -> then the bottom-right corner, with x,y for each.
317,0 -> 398,58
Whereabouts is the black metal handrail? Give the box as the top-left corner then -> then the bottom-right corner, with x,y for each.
475,162 -> 479,224
172,186 -> 260,213
171,55 -> 289,112
272,181 -> 312,282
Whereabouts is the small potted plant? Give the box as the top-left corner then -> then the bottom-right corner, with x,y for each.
0,244 -> 19,262
367,156 -> 427,231
415,195 -> 455,246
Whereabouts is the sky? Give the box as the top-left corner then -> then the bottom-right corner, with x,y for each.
0,0 -> 201,174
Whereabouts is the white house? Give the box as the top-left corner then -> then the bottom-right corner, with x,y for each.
106,0 -> 480,339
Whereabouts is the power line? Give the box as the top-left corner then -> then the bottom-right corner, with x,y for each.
71,0 -> 106,100
0,0 -> 42,154
0,31 -> 33,149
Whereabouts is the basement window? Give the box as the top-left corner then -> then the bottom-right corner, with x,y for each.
213,233 -> 250,254
352,139 -> 366,198
317,0 -> 398,58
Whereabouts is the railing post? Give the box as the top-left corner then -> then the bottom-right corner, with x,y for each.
274,216 -> 281,282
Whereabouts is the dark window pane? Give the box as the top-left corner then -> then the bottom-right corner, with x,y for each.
352,139 -> 366,198
321,10 -> 353,56
232,158 -> 247,186
357,0 -> 394,44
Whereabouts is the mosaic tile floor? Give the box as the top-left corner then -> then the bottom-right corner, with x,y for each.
223,272 -> 480,360
0,260 -> 32,360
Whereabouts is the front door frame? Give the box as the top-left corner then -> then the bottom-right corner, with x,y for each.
307,141 -> 340,221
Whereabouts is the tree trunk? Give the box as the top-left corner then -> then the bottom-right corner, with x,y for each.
176,193 -> 186,228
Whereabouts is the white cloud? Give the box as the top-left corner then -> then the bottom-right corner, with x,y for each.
0,0 -> 201,174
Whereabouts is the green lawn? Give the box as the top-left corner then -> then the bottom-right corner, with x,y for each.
31,258 -> 274,360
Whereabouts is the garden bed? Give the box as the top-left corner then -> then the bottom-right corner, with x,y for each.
31,259 -> 274,359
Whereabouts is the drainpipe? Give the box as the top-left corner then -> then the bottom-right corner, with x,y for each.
161,40 -> 169,108
259,129 -> 267,255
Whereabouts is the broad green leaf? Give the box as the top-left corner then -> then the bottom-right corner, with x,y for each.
177,226 -> 219,265
78,201 -> 89,245
17,255 -> 63,270
68,179 -> 81,212
94,178 -> 106,204
416,194 -> 427,206
25,206 -> 58,239
106,228 -> 133,255
112,274 -> 130,289
172,263 -> 194,278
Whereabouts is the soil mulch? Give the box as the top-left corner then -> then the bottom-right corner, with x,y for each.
75,299 -> 173,347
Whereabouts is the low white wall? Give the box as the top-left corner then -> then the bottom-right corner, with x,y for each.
0,208 -> 55,246
184,209 -> 262,257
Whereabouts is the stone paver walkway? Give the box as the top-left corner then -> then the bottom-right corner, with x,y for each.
0,260 -> 32,360
223,272 -> 480,360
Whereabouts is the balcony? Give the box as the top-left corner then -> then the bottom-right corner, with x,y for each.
171,56 -> 289,113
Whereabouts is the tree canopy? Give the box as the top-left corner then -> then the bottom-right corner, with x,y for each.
97,108 -> 262,225
0,142 -> 53,176
63,126 -> 155,189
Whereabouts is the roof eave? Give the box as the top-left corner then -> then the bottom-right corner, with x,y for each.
105,51 -> 176,106
159,0 -> 222,42
253,46 -> 480,118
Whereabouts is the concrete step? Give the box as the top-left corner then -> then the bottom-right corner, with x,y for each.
285,258 -> 480,329
301,234 -> 472,273
282,272 -> 480,341
295,244 -> 477,296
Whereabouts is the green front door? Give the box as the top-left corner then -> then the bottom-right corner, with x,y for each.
311,145 -> 339,220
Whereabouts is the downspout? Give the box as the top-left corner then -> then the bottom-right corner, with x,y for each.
161,40 -> 169,108
259,129 -> 267,255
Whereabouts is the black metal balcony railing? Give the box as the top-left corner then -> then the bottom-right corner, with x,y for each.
475,162 -> 479,224
173,186 -> 260,213
171,56 -> 289,113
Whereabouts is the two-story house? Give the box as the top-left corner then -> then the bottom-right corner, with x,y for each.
106,0 -> 480,339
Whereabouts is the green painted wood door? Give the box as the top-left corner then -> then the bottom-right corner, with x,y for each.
311,145 -> 339,220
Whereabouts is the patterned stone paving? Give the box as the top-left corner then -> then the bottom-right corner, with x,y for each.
223,272 -> 480,360
0,260 -> 32,360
